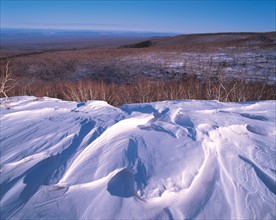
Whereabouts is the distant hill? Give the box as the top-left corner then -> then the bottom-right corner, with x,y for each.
120,32 -> 276,50
1,31 -> 275,90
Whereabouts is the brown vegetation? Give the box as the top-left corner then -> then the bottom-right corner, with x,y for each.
1,32 -> 275,105
1,32 -> 275,87
5,76 -> 275,106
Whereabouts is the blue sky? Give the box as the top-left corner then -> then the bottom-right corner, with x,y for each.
1,0 -> 275,33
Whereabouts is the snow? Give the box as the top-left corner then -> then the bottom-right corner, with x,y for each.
1,96 -> 275,219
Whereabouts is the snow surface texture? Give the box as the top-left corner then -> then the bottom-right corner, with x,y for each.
1,96 -> 275,219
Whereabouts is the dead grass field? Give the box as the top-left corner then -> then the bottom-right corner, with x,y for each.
1,32 -> 275,104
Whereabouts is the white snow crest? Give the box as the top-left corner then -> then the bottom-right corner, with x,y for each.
1,96 -> 275,219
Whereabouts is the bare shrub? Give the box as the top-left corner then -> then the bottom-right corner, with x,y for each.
0,60 -> 15,99
5,76 -> 275,106
205,72 -> 274,102
205,75 -> 239,102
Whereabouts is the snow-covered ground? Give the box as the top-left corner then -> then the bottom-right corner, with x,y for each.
1,96 -> 275,219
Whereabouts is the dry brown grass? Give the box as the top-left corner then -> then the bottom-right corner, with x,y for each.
1,32 -> 275,105
4,77 -> 275,106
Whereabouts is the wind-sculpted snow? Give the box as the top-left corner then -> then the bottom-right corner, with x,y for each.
0,96 -> 275,219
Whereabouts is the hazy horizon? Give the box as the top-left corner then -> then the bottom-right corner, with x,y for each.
0,27 -> 180,35
2,27 -> 275,36
1,1 -> 275,34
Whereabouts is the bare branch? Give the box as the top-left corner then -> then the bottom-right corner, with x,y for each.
1,60 -> 15,99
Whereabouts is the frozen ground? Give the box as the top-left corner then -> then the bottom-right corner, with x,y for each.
0,96 -> 275,219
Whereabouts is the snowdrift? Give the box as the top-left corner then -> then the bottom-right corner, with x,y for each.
1,96 -> 275,219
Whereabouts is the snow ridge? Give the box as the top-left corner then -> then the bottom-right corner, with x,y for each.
0,96 -> 275,219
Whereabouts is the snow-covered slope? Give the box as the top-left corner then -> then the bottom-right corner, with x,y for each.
1,96 -> 275,219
